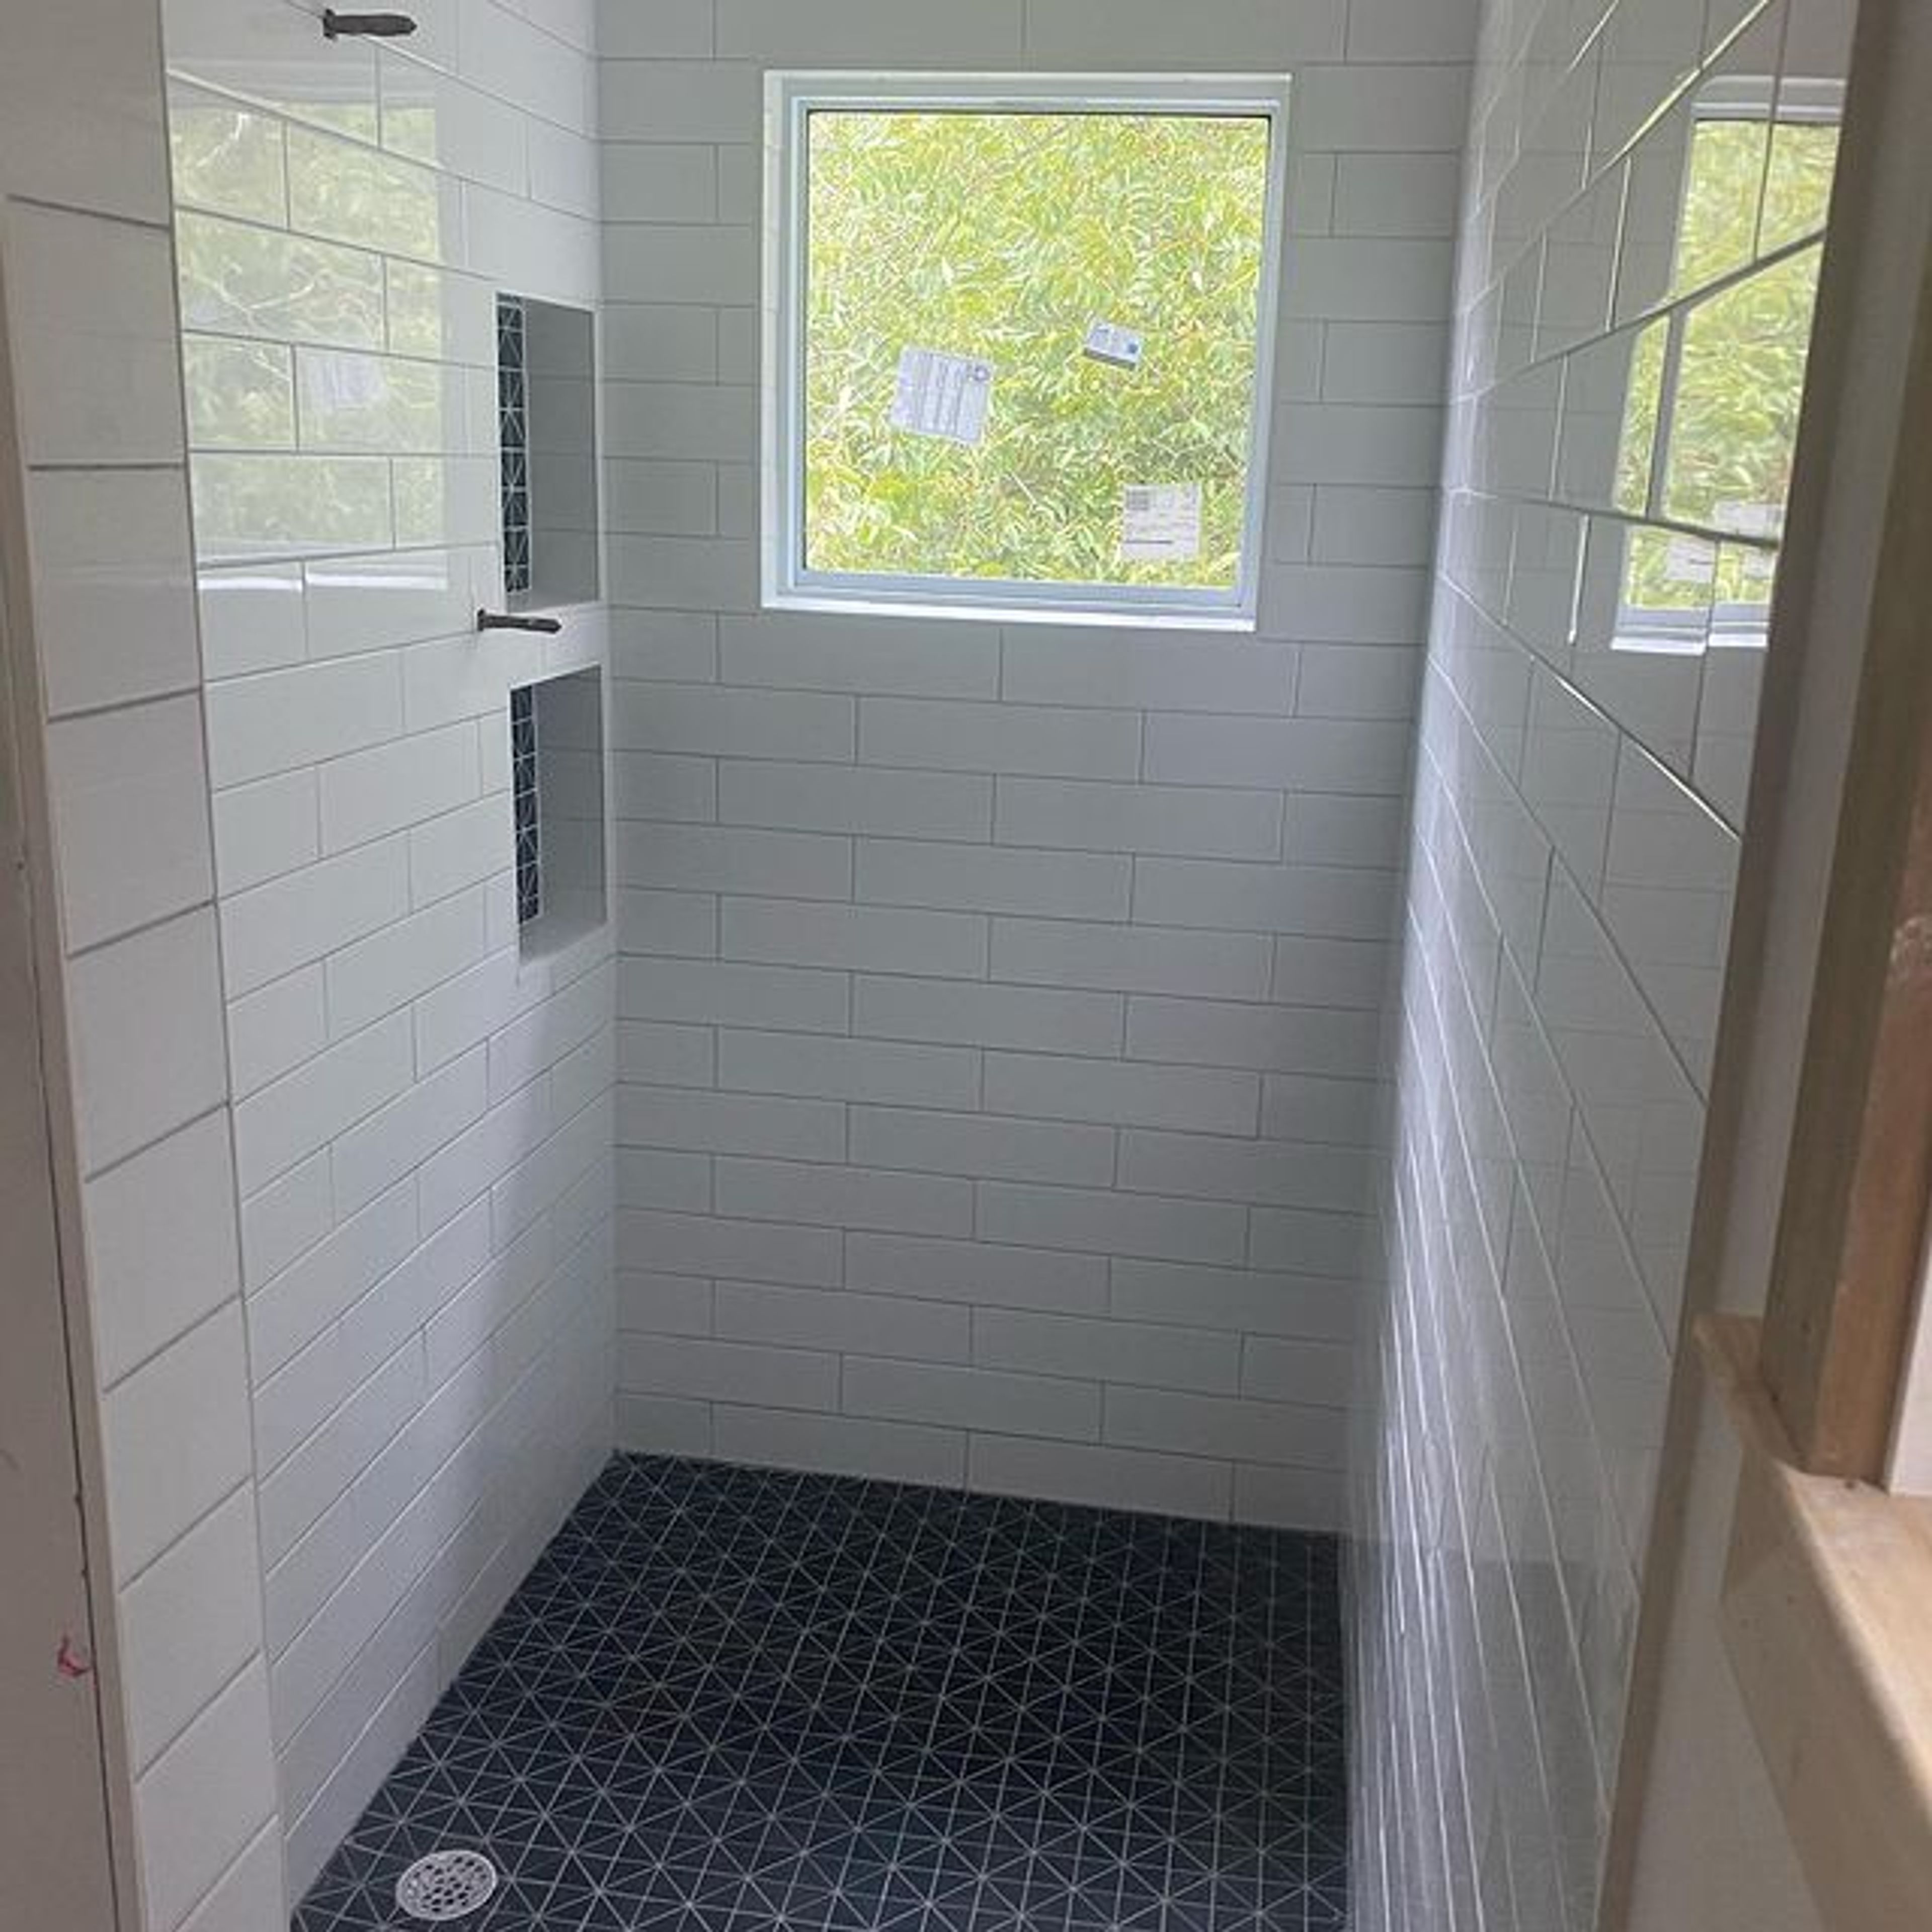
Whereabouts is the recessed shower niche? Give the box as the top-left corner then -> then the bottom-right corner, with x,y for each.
510,668 -> 607,959
497,293 -> 599,608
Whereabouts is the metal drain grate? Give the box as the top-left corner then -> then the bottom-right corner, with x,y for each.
394,1849 -> 498,1922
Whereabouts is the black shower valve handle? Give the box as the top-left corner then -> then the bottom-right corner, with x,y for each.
322,10 -> 418,39
477,609 -> 564,634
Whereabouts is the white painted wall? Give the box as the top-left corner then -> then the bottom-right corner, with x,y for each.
1352,0 -> 1857,1927
156,0 -> 617,1898
598,0 -> 1479,1530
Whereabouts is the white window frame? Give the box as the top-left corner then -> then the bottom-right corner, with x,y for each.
761,71 -> 1293,631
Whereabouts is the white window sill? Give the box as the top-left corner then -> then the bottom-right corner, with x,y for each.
762,591 -> 1259,634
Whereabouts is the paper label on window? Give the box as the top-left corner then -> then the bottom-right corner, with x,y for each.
1664,534 -> 1717,585
1121,484 -> 1202,562
890,348 -> 994,446
1084,319 -> 1145,371
1717,499 -> 1782,539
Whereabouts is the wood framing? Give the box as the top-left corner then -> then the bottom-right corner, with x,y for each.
1756,231 -> 1932,1480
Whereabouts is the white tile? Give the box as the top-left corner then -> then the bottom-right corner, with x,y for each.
999,629 -> 1296,712
26,469 -> 201,714
717,1029 -> 979,1108
977,1182 -> 1246,1265
212,770 -> 321,896
720,614 -> 1000,698
613,682 -> 853,760
620,1083 -> 841,1161
858,699 -> 1140,779
101,1304 -> 253,1580
857,840 -> 1130,920
715,1157 -> 974,1238
1102,1386 -> 1346,1466
1023,0 -> 1341,61
968,1434 -> 1230,1518
844,1356 -> 1099,1440
46,696 -> 215,951
331,1048 -> 489,1217
1131,858 -> 1398,940
246,1179 -> 417,1380
717,761 -> 991,840
1144,714 -> 1411,793
131,1660 -> 276,1932
713,1405 -> 965,1487
975,1310 -> 1239,1394
849,1106 -> 1115,1187
232,1012 -> 412,1196
995,779 -> 1283,860
1125,996 -> 1383,1077
846,1231 -> 1106,1313
0,0 -> 170,220
10,205 -> 183,464
618,824 -> 853,900
618,1334 -> 840,1409
990,919 -> 1272,1000
1109,1259 -> 1358,1339
984,1052 -> 1259,1136
720,898 -> 986,977
205,654 -> 404,789
617,1209 -> 841,1286
117,1486 -> 263,1770
228,967 -> 328,1102
220,837 -> 411,996
173,1824 -> 284,1932
619,956 -> 848,1031
717,1282 -> 969,1361
325,887 -> 489,1034
85,1112 -> 240,1388
68,911 -> 228,1174
851,974 -> 1123,1056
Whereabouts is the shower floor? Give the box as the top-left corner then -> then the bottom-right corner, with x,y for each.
294,1455 -> 1347,1932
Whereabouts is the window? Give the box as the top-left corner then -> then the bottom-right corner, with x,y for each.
764,75 -> 1291,627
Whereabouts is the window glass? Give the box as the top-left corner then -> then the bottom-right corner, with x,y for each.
787,95 -> 1282,616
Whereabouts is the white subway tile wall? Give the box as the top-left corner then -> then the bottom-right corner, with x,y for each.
1352,2 -> 1854,1929
159,0 -> 614,1903
0,0 -> 290,1923
598,1 -> 1478,1526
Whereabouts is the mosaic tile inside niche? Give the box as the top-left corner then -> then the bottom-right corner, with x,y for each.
498,292 -> 530,596
294,1455 -> 1349,1932
510,682 -> 540,926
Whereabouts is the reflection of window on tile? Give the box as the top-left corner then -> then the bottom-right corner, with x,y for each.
497,294 -> 530,596
1602,84 -> 1842,654
1663,247 -> 1821,537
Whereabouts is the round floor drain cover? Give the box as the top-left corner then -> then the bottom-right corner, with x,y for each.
395,1849 -> 498,1922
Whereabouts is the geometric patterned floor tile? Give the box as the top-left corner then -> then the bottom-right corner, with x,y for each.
294,1455 -> 1348,1932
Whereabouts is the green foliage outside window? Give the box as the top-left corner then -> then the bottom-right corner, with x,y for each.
801,111 -> 1273,592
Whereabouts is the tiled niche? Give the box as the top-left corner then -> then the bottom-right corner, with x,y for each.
511,668 -> 607,959
497,293 -> 598,609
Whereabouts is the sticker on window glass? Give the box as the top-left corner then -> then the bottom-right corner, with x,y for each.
890,348 -> 995,446
1084,320 -> 1145,371
1716,500 -> 1783,540
1664,533 -> 1718,585
1121,484 -> 1202,562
